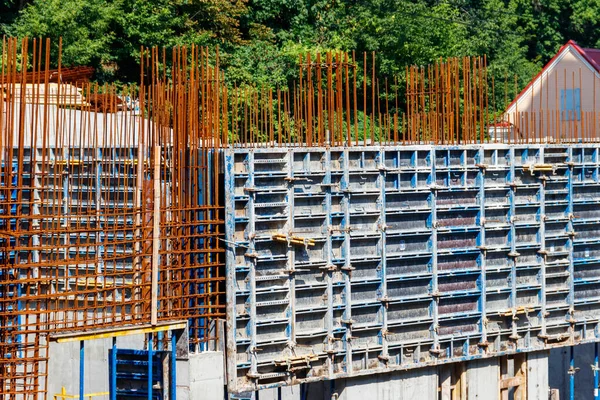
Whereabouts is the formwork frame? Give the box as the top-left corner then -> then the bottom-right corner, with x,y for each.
225,143 -> 600,393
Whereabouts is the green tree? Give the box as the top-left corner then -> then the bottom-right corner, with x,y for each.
11,0 -> 118,66
4,0 -> 600,98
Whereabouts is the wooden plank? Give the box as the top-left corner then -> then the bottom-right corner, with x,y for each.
515,353 -> 527,400
440,365 -> 452,400
500,376 -> 525,389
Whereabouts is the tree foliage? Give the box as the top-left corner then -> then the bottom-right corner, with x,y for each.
2,0 -> 600,94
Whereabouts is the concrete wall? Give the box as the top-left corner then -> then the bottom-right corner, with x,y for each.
528,350 -> 550,400
188,352 -> 225,400
47,334 -> 145,399
466,358 -> 499,400
231,352 -> 550,400
256,368 -> 438,400
336,367 -> 438,400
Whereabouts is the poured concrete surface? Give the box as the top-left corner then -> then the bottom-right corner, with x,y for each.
189,351 -> 225,400
238,354 -> 550,400
47,334 -> 145,399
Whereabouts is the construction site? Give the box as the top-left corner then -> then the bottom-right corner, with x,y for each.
2,36 -> 600,400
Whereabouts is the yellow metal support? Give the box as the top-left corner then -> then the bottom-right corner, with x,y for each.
53,387 -> 109,400
522,163 -> 556,175
53,159 -> 83,166
272,233 -> 316,247
52,321 -> 187,343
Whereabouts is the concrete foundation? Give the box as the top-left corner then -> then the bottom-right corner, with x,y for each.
233,351 -> 551,400
188,352 -> 225,400
47,334 -> 145,399
48,342 -> 600,399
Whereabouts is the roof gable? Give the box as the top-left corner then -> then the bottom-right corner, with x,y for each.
505,40 -> 600,114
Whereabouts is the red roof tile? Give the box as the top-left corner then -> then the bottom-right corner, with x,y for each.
575,45 -> 600,72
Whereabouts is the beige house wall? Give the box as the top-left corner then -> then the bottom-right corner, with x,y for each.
504,47 -> 600,141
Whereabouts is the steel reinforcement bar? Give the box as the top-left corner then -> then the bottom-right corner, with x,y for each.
0,38 -> 225,399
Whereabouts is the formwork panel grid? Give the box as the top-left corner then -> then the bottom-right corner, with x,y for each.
225,144 -> 600,393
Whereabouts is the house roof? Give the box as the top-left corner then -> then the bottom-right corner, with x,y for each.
1,66 -> 95,85
570,40 -> 600,72
505,40 -> 600,113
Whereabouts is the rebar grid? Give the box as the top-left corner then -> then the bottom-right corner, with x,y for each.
1,38 -> 225,399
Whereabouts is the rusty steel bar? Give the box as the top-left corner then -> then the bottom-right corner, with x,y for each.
0,39 -> 226,399
3,36 -> 600,399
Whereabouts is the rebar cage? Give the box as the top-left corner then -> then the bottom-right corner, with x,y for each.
0,38 -> 226,399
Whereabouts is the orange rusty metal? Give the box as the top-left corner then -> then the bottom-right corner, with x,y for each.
3,36 -> 600,399
0,38 -> 226,399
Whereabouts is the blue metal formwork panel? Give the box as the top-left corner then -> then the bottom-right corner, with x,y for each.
224,144 -> 600,393
109,348 -> 165,399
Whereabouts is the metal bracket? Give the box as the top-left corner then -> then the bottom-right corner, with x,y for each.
272,233 -> 316,247
429,347 -> 443,355
523,163 -> 556,176
567,366 -> 580,375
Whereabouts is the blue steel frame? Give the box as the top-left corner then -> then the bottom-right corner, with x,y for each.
595,342 -> 599,400
224,144 -> 600,393
106,330 -> 178,400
